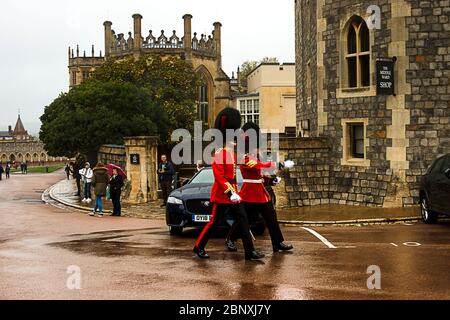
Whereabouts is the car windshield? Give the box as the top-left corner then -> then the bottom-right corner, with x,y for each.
189,167 -> 243,184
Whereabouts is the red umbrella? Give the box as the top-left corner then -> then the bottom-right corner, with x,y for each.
107,164 -> 127,179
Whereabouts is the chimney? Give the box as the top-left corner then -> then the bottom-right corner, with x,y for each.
183,14 -> 193,62
103,21 -> 113,58
8,125 -> 12,133
132,14 -> 143,54
213,22 -> 222,68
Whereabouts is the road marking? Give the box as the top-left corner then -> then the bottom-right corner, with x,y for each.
403,242 -> 421,247
390,243 -> 399,247
301,227 -> 337,249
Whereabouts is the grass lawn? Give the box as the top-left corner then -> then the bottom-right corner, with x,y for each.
10,165 -> 64,174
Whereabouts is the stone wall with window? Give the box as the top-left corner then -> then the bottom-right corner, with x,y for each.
294,0 -> 450,207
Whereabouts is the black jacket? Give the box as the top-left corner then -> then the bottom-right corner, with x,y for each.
109,174 -> 124,193
158,161 -> 174,182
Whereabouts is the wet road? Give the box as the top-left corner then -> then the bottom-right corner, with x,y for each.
1,172 -> 449,299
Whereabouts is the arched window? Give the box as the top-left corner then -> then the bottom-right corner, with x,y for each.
345,16 -> 370,88
195,66 -> 213,126
198,80 -> 209,124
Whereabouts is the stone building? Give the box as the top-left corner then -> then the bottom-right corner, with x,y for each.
69,13 -> 233,128
234,62 -> 297,135
0,115 -> 65,164
287,0 -> 450,207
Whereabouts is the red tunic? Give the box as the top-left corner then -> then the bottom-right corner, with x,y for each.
239,154 -> 276,203
210,148 -> 238,204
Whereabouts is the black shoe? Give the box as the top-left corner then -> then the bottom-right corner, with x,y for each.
225,239 -> 237,252
273,242 -> 294,252
245,250 -> 265,260
193,246 -> 210,259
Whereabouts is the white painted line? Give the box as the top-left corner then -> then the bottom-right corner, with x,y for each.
301,227 -> 337,249
390,243 -> 399,247
403,242 -> 421,247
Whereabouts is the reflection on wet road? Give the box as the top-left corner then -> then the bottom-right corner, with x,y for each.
1,172 -> 450,299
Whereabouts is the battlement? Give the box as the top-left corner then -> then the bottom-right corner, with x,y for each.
103,13 -> 221,61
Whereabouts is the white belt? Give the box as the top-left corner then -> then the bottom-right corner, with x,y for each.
243,179 -> 264,184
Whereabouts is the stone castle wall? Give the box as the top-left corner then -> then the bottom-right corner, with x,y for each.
294,0 -> 450,207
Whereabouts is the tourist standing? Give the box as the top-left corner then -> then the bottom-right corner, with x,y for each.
0,164 -> 4,181
91,162 -> 109,217
109,168 -> 124,216
158,154 -> 174,207
79,162 -> 93,203
64,163 -> 71,180
72,156 -> 85,197
5,163 -> 10,179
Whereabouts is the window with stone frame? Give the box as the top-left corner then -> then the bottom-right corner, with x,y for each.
72,71 -> 77,86
82,70 -> 90,82
341,118 -> 370,167
345,16 -> 370,88
239,98 -> 260,125
198,81 -> 209,124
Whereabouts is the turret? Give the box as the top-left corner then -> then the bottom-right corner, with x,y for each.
183,14 -> 193,62
132,14 -> 143,54
103,21 -> 112,58
213,22 -> 222,68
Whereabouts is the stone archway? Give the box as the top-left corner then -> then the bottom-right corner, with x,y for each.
10,154 -> 16,162
32,153 -> 39,163
17,153 -> 23,162
1,154 -> 7,163
25,153 -> 31,162
41,153 -> 47,162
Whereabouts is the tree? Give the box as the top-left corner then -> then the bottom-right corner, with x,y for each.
40,80 -> 167,160
92,55 -> 198,135
40,54 -> 198,159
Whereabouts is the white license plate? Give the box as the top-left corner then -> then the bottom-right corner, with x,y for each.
193,215 -> 211,222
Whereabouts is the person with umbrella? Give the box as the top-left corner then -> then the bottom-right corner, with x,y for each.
107,164 -> 126,216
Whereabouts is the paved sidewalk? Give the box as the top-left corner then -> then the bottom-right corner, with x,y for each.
47,178 -> 165,220
47,178 -> 422,225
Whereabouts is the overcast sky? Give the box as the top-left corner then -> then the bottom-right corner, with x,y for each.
0,0 -> 295,135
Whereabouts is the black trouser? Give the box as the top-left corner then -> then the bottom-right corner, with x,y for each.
196,203 -> 255,256
6,172 -> 9,179
75,178 -> 81,196
160,180 -> 172,204
228,202 -> 284,246
111,191 -> 122,215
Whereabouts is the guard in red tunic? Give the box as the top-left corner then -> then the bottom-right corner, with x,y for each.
193,108 -> 265,261
225,122 -> 294,253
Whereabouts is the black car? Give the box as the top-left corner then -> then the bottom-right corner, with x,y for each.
419,154 -> 450,223
166,167 -> 266,235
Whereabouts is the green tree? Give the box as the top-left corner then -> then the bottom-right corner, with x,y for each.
40,80 -> 167,159
40,54 -> 198,159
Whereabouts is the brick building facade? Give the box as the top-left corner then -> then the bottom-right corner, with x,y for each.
289,0 -> 450,207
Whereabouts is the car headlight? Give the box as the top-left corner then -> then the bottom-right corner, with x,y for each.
167,196 -> 183,205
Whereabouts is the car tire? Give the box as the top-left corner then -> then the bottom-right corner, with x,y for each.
421,196 -> 438,224
169,226 -> 183,235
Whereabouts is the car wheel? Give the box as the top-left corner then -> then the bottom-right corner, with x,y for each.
169,226 -> 183,235
421,197 -> 438,224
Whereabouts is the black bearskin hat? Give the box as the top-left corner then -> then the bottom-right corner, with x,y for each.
214,107 -> 241,144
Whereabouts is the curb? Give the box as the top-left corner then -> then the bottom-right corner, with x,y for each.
278,216 -> 422,226
45,180 -> 424,226
47,183 -> 113,214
